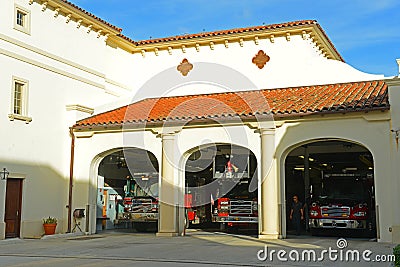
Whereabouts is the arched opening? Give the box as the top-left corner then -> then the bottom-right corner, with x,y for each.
96,147 -> 159,233
184,143 -> 258,234
284,140 -> 376,238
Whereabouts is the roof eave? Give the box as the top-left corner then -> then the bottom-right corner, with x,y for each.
311,23 -> 344,62
73,107 -> 389,132
128,22 -> 343,61
46,0 -> 122,35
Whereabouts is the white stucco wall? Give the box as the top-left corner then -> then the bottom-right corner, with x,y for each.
96,33 -> 385,115
4,0 -> 113,74
117,34 -> 383,101
0,0 -> 125,238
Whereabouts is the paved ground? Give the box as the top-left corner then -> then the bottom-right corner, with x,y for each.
0,229 -> 396,267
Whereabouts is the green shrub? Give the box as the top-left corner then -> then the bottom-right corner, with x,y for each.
394,244 -> 400,267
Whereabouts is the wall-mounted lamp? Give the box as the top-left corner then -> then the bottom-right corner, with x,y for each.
1,168 -> 9,180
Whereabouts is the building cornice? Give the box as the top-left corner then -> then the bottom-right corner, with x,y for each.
28,4 -> 342,61
384,77 -> 400,87
66,104 -> 94,115
126,23 -> 343,61
30,0 -> 121,37
106,35 -> 136,54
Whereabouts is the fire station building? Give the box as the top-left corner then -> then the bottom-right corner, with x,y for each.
1,0 -> 400,243
72,79 -> 400,243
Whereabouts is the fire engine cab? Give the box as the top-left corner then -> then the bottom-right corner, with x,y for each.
308,172 -> 375,234
117,172 -> 206,231
116,172 -> 159,232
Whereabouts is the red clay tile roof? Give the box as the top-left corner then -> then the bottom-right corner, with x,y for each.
74,80 -> 389,128
60,0 -> 122,32
116,33 -> 136,44
136,20 -> 316,45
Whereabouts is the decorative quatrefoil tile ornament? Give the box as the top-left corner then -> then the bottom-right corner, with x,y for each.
177,58 -> 193,76
252,50 -> 270,69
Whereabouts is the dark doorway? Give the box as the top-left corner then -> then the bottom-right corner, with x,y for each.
97,148 -> 159,233
5,178 -> 23,238
185,144 -> 258,235
285,140 -> 376,238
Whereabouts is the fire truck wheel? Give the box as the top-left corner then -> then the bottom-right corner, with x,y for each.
310,229 -> 320,236
134,222 -> 148,232
227,226 -> 239,234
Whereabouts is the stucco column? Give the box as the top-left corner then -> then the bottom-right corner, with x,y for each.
157,133 -> 180,237
258,127 -> 280,239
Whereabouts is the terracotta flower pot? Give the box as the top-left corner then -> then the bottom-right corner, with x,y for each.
43,223 -> 57,235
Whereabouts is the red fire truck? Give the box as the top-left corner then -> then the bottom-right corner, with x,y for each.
308,172 -> 375,235
211,155 -> 258,230
116,172 -> 159,232
116,172 -> 203,231
117,154 -> 258,232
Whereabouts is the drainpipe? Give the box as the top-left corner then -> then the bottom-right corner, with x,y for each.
67,127 -> 75,233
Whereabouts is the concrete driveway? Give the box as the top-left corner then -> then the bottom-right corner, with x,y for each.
0,230 -> 396,267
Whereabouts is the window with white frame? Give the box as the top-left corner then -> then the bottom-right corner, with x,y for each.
14,5 -> 30,34
13,81 -> 24,115
16,10 -> 25,26
8,77 -> 32,123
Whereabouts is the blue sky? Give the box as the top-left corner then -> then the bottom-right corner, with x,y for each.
73,0 -> 399,77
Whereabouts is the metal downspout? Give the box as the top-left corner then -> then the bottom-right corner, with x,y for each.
68,127 -> 75,233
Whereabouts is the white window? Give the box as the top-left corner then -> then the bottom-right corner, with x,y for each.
13,81 -> 24,115
14,5 -> 30,35
8,77 -> 32,123
16,10 -> 25,26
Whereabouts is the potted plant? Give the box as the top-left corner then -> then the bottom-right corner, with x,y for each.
42,216 -> 57,235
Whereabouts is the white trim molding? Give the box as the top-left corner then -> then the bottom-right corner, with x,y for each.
66,104 -> 94,115
8,113 -> 32,123
0,48 -> 106,90
8,173 -> 27,179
